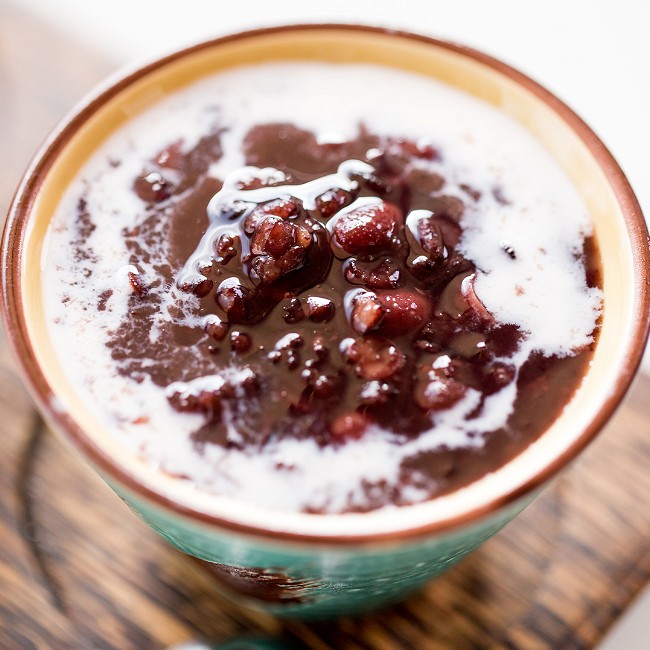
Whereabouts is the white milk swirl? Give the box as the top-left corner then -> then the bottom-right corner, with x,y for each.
42,63 -> 602,513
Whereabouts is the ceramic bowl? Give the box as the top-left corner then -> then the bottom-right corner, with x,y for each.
2,25 -> 648,618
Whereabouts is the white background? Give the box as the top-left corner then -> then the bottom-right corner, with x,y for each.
8,1 -> 650,645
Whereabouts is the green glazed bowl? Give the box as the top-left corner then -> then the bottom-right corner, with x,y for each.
2,25 -> 648,618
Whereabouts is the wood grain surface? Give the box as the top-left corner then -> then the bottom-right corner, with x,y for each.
1,4 -> 649,648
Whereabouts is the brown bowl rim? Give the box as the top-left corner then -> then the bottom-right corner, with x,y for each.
2,23 -> 649,545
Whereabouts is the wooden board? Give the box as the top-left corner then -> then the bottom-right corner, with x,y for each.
1,5 -> 649,648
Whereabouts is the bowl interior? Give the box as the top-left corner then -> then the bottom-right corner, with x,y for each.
12,26 -> 647,540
